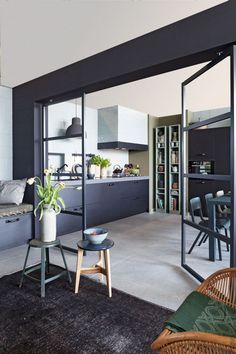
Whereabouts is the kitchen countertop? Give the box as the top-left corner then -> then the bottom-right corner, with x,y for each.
61,176 -> 149,186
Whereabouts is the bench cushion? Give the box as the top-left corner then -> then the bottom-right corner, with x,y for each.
0,204 -> 33,218
165,291 -> 236,338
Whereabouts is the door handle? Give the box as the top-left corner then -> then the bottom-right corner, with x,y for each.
5,218 -> 20,224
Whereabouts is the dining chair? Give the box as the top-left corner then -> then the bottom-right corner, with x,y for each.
205,193 -> 230,258
216,190 -> 231,217
188,197 -> 210,255
188,196 -> 222,260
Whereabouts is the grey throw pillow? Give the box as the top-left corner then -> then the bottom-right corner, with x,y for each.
0,179 -> 27,205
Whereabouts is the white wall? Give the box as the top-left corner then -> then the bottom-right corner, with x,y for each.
48,102 -> 128,176
0,86 -> 12,180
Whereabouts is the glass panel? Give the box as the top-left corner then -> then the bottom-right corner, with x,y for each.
46,98 -> 82,138
186,117 -> 231,175
185,57 -> 230,127
45,139 -> 82,181
184,177 -> 231,279
184,222 -> 230,279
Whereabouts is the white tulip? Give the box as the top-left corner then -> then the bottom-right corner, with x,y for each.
27,177 -> 36,185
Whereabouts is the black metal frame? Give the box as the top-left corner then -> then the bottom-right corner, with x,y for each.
42,95 -> 87,253
181,46 -> 236,282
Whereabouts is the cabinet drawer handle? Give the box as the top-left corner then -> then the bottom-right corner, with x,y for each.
108,183 -> 114,186
134,181 -> 139,184
197,153 -> 206,156
5,218 -> 20,224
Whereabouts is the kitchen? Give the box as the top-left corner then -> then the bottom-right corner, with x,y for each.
44,99 -> 149,237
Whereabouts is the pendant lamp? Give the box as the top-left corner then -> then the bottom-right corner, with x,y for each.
66,98 -> 82,136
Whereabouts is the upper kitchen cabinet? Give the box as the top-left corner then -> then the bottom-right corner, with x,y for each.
97,105 -> 148,150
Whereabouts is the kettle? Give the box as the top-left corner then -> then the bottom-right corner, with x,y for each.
113,165 -> 123,174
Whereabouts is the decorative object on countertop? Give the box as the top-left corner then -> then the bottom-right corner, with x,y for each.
89,155 -> 102,179
84,227 -> 108,245
100,158 -> 111,179
130,165 -> 140,176
65,98 -> 82,137
112,164 -> 123,178
27,169 -> 65,242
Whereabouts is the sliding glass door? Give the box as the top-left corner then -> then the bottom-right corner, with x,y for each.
181,46 -> 236,281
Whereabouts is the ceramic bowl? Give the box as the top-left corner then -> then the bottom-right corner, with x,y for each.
84,227 -> 108,245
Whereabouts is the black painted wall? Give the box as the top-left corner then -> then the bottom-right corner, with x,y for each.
13,0 -> 236,206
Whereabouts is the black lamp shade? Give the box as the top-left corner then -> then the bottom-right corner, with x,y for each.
66,117 -> 82,136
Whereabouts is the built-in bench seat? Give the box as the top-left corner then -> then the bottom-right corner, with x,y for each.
0,203 -> 33,218
0,204 -> 33,251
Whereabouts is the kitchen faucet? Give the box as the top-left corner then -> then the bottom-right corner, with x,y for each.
56,164 -> 68,180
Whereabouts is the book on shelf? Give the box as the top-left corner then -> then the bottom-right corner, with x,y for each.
171,197 -> 177,211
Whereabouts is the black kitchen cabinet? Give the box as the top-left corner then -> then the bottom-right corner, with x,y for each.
189,129 -> 214,161
57,211 -> 82,236
188,127 -> 230,215
57,179 -> 149,234
189,127 -> 230,173
214,128 -> 230,175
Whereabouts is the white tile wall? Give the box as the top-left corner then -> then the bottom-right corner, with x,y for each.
47,102 -> 128,175
0,86 -> 12,180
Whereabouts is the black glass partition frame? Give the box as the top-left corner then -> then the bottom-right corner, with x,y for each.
181,47 -> 236,281
42,93 -> 86,253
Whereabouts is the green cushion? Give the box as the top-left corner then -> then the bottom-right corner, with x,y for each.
165,291 -> 236,338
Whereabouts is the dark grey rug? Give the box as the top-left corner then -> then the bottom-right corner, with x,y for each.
0,270 -> 173,354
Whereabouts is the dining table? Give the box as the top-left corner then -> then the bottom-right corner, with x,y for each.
207,194 -> 231,261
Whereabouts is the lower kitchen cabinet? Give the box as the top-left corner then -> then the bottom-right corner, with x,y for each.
0,213 -> 33,251
57,179 -> 149,234
57,212 -> 82,236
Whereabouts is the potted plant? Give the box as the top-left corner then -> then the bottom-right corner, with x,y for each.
89,155 -> 102,178
100,158 -> 111,178
27,169 -> 65,242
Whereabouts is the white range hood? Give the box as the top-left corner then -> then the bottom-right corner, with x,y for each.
98,105 -> 148,150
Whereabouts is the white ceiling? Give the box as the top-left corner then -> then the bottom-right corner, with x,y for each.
0,0 -> 228,117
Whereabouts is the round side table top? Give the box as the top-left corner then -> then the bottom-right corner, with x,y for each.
29,238 -> 60,248
77,239 -> 114,251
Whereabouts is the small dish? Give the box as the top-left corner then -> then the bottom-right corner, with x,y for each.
84,227 -> 108,245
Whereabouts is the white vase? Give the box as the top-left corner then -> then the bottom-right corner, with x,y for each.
94,165 -> 101,179
41,205 -> 58,242
89,164 -> 96,175
100,167 -> 107,179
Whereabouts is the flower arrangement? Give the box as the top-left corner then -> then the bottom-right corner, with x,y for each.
27,169 -> 65,220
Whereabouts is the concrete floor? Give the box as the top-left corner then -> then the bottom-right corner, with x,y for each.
0,212 -> 229,310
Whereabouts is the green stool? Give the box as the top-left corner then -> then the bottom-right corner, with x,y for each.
19,239 -> 72,297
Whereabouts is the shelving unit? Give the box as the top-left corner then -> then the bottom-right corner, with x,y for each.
169,125 -> 181,214
42,96 -> 86,253
154,124 -> 181,214
155,126 -> 168,212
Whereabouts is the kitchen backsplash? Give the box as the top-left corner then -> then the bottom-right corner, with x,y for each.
47,102 -> 129,175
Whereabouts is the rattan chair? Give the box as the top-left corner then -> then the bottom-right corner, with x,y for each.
151,268 -> 236,353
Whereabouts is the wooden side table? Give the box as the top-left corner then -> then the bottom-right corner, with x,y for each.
75,239 -> 114,298
19,239 -> 72,297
